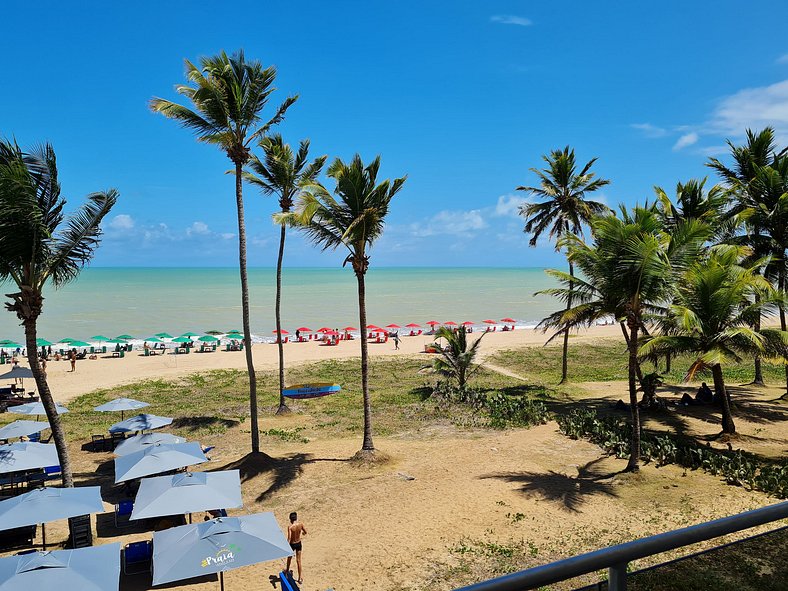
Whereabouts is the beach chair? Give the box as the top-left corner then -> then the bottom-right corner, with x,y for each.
91,434 -> 110,451
270,570 -> 301,591
43,465 -> 61,481
114,500 -> 134,528
122,540 -> 152,575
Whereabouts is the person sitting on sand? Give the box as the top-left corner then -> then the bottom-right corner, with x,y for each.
696,382 -> 713,404
286,512 -> 307,584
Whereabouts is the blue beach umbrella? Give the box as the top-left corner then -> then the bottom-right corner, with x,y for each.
113,432 -> 186,456
93,397 -> 149,420
0,486 -> 104,548
0,543 -> 120,591
9,401 -> 68,417
0,420 -> 49,441
131,470 -> 242,521
152,513 -> 292,587
114,442 -> 207,483
108,413 -> 172,433
0,366 -> 34,380
0,442 -> 58,474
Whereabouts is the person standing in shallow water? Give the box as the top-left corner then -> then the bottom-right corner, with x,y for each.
286,511 -> 307,584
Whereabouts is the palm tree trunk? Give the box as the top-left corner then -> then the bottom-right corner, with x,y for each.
559,261 -> 573,384
779,265 -> 788,396
712,363 -> 735,434
23,319 -> 73,486
356,269 -> 374,452
234,161 -> 260,453
626,322 -> 641,472
275,223 -> 289,415
620,322 -> 645,383
752,291 -> 765,386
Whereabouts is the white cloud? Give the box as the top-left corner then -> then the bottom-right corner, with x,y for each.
186,221 -> 211,237
709,79 -> 788,141
108,214 -> 134,231
490,15 -> 532,26
630,123 -> 668,138
494,194 -> 529,218
777,54 -> 788,64
220,232 -> 236,240
672,132 -> 699,151
411,209 -> 487,237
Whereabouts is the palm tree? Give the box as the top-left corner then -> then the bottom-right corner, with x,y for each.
539,206 -> 708,470
296,155 -> 406,457
150,50 -> 296,452
0,140 -> 117,486
518,146 -> 610,384
707,128 -> 787,385
640,245 -> 788,434
432,326 -> 486,389
244,135 -> 326,415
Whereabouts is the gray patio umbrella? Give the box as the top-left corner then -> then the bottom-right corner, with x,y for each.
108,413 -> 172,434
131,470 -> 242,521
114,442 -> 207,483
152,513 -> 292,589
0,486 -> 103,548
0,442 -> 58,474
93,397 -> 150,419
8,401 -> 69,418
0,366 -> 34,380
113,432 -> 186,456
0,420 -> 49,441
0,543 -> 120,591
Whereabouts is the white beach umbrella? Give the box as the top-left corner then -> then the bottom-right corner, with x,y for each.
114,442 -> 207,483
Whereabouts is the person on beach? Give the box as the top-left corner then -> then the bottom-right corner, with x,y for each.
69,349 -> 76,372
286,511 -> 306,584
393,332 -> 400,350
41,356 -> 47,378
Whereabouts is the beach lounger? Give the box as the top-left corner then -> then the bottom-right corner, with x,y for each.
122,540 -> 152,574
270,570 -> 301,591
91,434 -> 110,451
115,500 -> 135,528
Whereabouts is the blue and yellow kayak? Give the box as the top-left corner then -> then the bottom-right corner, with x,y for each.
282,383 -> 341,399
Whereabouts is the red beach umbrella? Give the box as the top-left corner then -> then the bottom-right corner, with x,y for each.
461,321 -> 474,326
273,329 -> 289,335
385,323 -> 401,329
501,318 -> 516,323
343,326 -> 357,331
426,320 -> 441,326
483,320 -> 497,324
405,323 -> 421,328
296,327 -> 312,332
317,327 -> 332,333
444,321 -> 458,326
365,324 -> 380,330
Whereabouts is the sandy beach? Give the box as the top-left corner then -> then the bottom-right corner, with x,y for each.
41,325 -> 625,403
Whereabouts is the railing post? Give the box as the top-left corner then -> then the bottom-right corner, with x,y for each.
608,562 -> 627,591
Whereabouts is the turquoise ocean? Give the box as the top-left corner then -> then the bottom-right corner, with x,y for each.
0,267 -> 560,343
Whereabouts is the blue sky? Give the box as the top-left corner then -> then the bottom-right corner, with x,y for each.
4,1 -> 788,268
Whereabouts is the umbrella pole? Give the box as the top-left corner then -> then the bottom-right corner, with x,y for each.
220,571 -> 224,591
41,523 -> 46,550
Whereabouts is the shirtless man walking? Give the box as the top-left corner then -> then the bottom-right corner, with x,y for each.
286,512 -> 307,584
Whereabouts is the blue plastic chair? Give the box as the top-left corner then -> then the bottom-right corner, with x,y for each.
43,465 -> 61,481
122,540 -> 152,574
114,500 -> 134,528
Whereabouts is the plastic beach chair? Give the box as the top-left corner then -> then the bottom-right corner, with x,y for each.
122,540 -> 152,575
270,571 -> 301,591
115,500 -> 134,528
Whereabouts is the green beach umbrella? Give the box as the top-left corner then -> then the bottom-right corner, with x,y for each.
172,336 -> 192,343
90,335 -> 111,342
145,337 -> 163,343
198,335 -> 219,342
116,334 -> 134,340
0,343 -> 22,349
67,340 -> 92,348
205,330 -> 223,336
35,338 -> 53,347
0,339 -> 14,345
180,332 -> 200,337
59,338 -> 75,343
226,329 -> 241,334
106,338 -> 127,344
154,333 -> 173,339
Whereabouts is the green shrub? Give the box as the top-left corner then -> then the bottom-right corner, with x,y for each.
431,382 -> 549,428
556,407 -> 788,499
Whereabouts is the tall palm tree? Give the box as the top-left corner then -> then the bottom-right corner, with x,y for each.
150,50 -> 296,452
539,206 -> 708,470
640,245 -> 788,434
432,326 -> 486,389
518,146 -> 610,384
296,155 -> 406,457
707,128 -> 786,385
0,140 -> 117,486
244,135 -> 326,415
